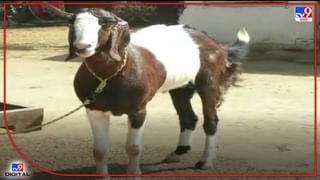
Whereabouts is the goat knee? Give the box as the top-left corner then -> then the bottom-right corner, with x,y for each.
179,114 -> 198,131
203,114 -> 219,135
203,121 -> 217,135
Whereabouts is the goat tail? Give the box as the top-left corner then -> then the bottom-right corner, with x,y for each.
227,28 -> 250,63
223,28 -> 250,89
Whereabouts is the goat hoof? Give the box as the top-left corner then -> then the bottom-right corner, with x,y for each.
127,168 -> 141,180
194,161 -> 213,170
162,152 -> 181,163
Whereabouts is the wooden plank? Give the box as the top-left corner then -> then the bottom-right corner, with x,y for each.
0,102 -> 44,133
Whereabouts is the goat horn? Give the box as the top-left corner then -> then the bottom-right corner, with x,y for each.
44,5 -> 73,18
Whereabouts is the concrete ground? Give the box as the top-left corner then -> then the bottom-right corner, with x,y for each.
0,27 -> 319,180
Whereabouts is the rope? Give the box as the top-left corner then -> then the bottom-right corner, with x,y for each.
84,50 -> 128,83
83,50 -> 127,104
0,50 -> 128,136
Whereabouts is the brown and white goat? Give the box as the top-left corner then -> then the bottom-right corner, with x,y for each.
53,7 -> 250,179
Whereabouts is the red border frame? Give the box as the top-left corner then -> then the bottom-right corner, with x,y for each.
2,1 -> 317,178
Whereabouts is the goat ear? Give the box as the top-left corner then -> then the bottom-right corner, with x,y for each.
64,23 -> 77,61
96,10 -> 130,61
109,21 -> 130,61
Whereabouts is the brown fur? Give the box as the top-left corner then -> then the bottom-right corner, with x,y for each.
184,26 -> 241,108
73,44 -> 166,116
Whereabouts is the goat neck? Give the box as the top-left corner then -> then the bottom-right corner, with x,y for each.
84,50 -> 127,80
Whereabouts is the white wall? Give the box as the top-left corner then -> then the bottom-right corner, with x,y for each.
179,4 -> 315,48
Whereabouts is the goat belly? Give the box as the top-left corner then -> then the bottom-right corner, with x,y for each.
131,24 -> 201,92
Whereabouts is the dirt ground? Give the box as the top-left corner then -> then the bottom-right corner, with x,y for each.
0,27 -> 318,180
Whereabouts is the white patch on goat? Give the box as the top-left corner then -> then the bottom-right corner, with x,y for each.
209,53 -> 216,60
131,25 -> 201,92
199,134 -> 217,166
237,28 -> 250,43
126,122 -> 145,175
86,109 -> 111,175
73,12 -> 101,58
178,129 -> 193,146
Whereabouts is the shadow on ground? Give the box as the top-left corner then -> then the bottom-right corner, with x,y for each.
30,162 -> 194,180
3,44 -> 68,51
242,59 -> 315,77
239,49 -> 316,77
41,54 -> 83,63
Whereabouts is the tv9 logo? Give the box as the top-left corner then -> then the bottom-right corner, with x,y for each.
295,6 -> 312,22
11,163 -> 24,172
3,161 -> 31,178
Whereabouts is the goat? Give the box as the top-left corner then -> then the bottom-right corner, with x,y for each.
48,6 -> 250,180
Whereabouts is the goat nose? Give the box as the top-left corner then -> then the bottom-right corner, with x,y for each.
75,43 -> 91,50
